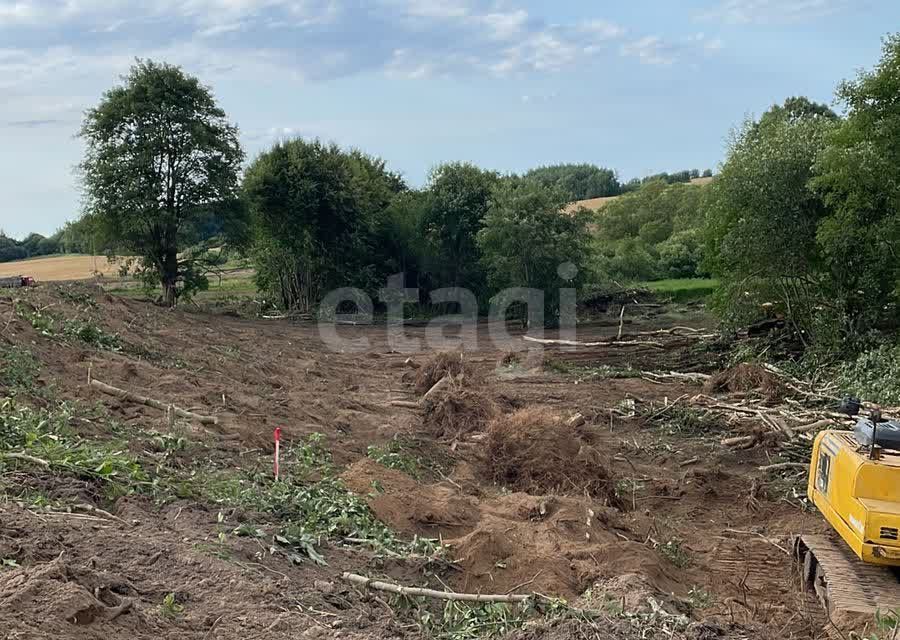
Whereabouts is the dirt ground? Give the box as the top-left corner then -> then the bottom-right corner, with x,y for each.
0,284 -> 840,639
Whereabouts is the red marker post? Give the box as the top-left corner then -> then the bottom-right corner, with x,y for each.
273,427 -> 282,481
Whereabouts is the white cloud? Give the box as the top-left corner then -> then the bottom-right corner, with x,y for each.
620,36 -> 676,66
700,0 -> 849,24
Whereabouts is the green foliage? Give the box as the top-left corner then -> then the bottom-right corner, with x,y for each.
159,593 -> 184,619
656,539 -> 691,568
703,105 -> 835,342
594,181 -> 707,282
0,231 -> 63,263
836,343 -> 900,405
0,399 -> 149,499
418,601 -> 526,640
424,163 -> 498,294
0,346 -> 39,392
645,405 -> 720,436
244,139 -> 405,311
62,319 -> 121,350
812,34 -> 900,340
203,434 -> 440,563
524,164 -> 622,200
79,59 -> 244,306
367,441 -> 425,478
642,278 -> 718,302
477,178 -> 590,323
707,41 -> 900,352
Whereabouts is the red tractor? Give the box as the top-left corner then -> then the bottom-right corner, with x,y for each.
0,275 -> 36,288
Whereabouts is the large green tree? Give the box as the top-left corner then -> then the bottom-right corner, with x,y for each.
477,178 -> 591,322
422,163 -> 498,294
813,34 -> 900,337
703,102 -> 836,342
79,60 -> 244,306
243,139 -> 405,311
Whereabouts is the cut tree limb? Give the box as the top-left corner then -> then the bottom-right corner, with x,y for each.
759,462 -> 808,473
89,379 -> 218,425
341,573 -> 531,603
522,336 -> 663,348
1,452 -> 50,467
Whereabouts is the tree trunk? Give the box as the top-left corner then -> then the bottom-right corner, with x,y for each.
161,251 -> 178,307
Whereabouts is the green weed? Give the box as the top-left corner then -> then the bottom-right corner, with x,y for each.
657,539 -> 691,568
159,592 -> 184,619
367,440 -> 425,478
0,346 -> 40,392
202,434 -> 442,564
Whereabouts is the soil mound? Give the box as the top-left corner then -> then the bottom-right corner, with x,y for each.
423,380 -> 498,440
485,408 -> 620,505
341,458 -> 480,537
414,352 -> 480,394
704,363 -> 783,399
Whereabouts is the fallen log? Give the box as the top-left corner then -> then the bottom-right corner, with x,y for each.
341,573 -> 531,603
522,336 -> 664,348
89,379 -> 218,425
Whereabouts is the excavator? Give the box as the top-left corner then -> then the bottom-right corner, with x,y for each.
797,398 -> 900,621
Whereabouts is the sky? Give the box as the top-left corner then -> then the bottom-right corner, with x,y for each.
1,0 -> 897,238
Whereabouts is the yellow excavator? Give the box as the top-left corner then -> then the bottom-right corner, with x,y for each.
797,399 -> 900,620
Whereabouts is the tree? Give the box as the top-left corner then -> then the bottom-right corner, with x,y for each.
757,96 -> 838,131
79,59 -> 244,306
524,164 -> 621,200
422,163 -> 498,294
592,180 -> 706,281
813,34 -> 900,337
703,114 -> 835,341
477,178 -> 591,322
244,139 -> 405,311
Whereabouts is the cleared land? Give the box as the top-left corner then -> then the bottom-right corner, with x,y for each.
0,283 -> 850,639
0,254 -> 123,281
564,176 -> 714,213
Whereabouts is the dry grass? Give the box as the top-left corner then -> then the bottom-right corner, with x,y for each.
0,255 -> 125,281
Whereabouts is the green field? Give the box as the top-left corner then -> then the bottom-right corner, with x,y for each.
641,278 -> 719,302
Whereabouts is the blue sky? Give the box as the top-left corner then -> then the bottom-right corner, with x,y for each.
0,0 -> 896,238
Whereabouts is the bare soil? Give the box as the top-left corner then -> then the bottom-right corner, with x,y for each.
0,284 -> 836,639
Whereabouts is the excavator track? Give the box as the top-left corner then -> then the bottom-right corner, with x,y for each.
797,534 -> 900,621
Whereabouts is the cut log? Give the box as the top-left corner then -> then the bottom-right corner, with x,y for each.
90,379 -> 218,425
341,573 -> 531,603
522,336 -> 664,348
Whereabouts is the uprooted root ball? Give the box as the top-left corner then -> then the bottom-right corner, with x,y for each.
423,382 -> 498,440
485,407 -> 621,506
704,363 -> 784,400
414,352 -> 480,394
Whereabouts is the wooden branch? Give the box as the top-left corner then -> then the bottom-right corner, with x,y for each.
522,336 -> 664,348
342,573 -> 531,603
422,376 -> 452,405
90,379 -> 218,425
617,305 -> 626,340
794,419 -> 833,433
1,452 -> 50,468
389,401 -> 421,409
759,462 -> 808,473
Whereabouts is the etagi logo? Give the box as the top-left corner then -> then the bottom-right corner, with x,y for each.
316,265 -> 580,354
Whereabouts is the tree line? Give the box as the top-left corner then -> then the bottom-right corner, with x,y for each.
73,33 -> 900,356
